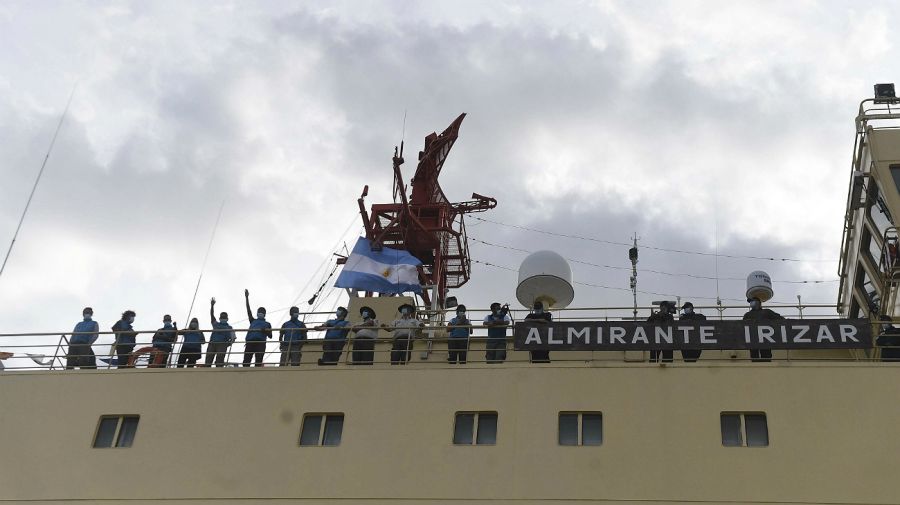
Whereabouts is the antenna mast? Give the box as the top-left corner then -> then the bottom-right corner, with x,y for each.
629,233 -> 639,320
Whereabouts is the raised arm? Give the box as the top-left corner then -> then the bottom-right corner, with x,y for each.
244,289 -> 253,320
210,297 -> 217,326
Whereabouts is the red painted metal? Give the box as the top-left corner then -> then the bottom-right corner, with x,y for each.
358,113 -> 497,306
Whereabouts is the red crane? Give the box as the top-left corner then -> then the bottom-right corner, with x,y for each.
356,113 -> 497,307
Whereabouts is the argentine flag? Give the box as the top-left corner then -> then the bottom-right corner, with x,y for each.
334,237 -> 423,294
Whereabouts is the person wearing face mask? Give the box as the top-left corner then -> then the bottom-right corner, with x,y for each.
111,310 -> 137,369
384,303 -> 424,364
280,306 -> 308,366
150,315 -> 178,368
66,307 -> 99,370
447,304 -> 472,364
524,301 -> 552,363
483,302 -> 511,364
350,306 -> 378,365
177,317 -> 206,368
678,302 -> 706,363
244,289 -> 273,367
648,301 -> 675,363
206,297 -> 234,367
314,307 -> 351,365
742,297 -> 784,362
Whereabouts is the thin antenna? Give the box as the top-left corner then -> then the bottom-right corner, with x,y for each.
629,233 -> 639,320
184,199 -> 226,324
714,210 -> 723,320
0,83 -> 77,281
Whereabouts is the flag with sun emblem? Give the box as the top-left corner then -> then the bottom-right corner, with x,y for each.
334,237 -> 423,294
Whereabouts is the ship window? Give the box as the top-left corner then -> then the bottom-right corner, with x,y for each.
890,164 -> 900,195
453,412 -> 497,445
868,187 -> 894,239
93,415 -> 139,448
861,228 -> 883,271
299,414 -> 344,446
721,412 -> 768,447
855,266 -> 881,313
559,412 -> 603,446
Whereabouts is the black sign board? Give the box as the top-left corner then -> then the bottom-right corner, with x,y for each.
513,319 -> 872,351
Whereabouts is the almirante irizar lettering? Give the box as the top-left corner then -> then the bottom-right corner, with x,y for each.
513,319 -> 872,351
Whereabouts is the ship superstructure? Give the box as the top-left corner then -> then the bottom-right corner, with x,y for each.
2,89 -> 900,505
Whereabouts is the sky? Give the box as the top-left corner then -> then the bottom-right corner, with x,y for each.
1,0 -> 898,357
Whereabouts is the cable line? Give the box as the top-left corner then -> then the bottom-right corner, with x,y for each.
1,83 -> 77,282
469,215 -> 837,263
468,236 -> 839,284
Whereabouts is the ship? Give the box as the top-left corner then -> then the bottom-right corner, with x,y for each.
1,84 -> 900,505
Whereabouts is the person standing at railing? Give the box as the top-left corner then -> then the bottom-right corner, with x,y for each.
111,310 -> 137,369
742,297 -> 783,362
206,297 -> 234,367
525,301 -> 552,363
244,289 -> 273,367
150,315 -> 177,368
350,306 -> 378,365
177,318 -> 206,368
279,306 -> 307,366
648,301 -> 675,363
315,307 -> 350,365
66,307 -> 99,370
678,302 -> 705,363
483,302 -> 511,364
876,315 -> 900,362
384,303 -> 424,365
447,304 -> 472,364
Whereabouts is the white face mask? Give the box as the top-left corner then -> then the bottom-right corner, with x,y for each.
127,316 -> 135,324
220,318 -> 228,324
189,322 -> 199,330
290,312 -> 299,319
683,307 -> 693,315
164,320 -> 172,327
362,311 -> 370,318
83,314 -> 92,320
457,311 -> 466,317
257,312 -> 265,319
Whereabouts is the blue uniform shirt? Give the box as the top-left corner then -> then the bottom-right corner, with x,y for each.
281,319 -> 308,343
71,320 -> 99,345
246,318 -> 272,342
112,320 -> 136,346
152,326 -> 177,350
210,321 -> 234,343
448,316 -> 472,339
324,319 -> 350,340
181,330 -> 205,349
484,313 -> 511,339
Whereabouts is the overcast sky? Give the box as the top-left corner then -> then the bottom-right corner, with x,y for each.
1,0 -> 898,349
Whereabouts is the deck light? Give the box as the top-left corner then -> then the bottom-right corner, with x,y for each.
874,83 -> 896,102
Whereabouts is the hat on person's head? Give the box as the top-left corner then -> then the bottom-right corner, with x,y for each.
359,306 -> 376,319
456,304 -> 467,312
682,302 -> 694,309
398,302 -> 416,314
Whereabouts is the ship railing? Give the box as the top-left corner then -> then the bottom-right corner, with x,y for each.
856,97 -> 900,133
879,227 -> 900,278
0,302 -> 891,371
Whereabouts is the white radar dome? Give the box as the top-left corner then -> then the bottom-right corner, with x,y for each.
746,270 -> 774,302
516,250 -> 575,309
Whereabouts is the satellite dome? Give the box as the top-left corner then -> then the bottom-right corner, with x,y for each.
746,270 -> 774,302
516,250 -> 575,309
